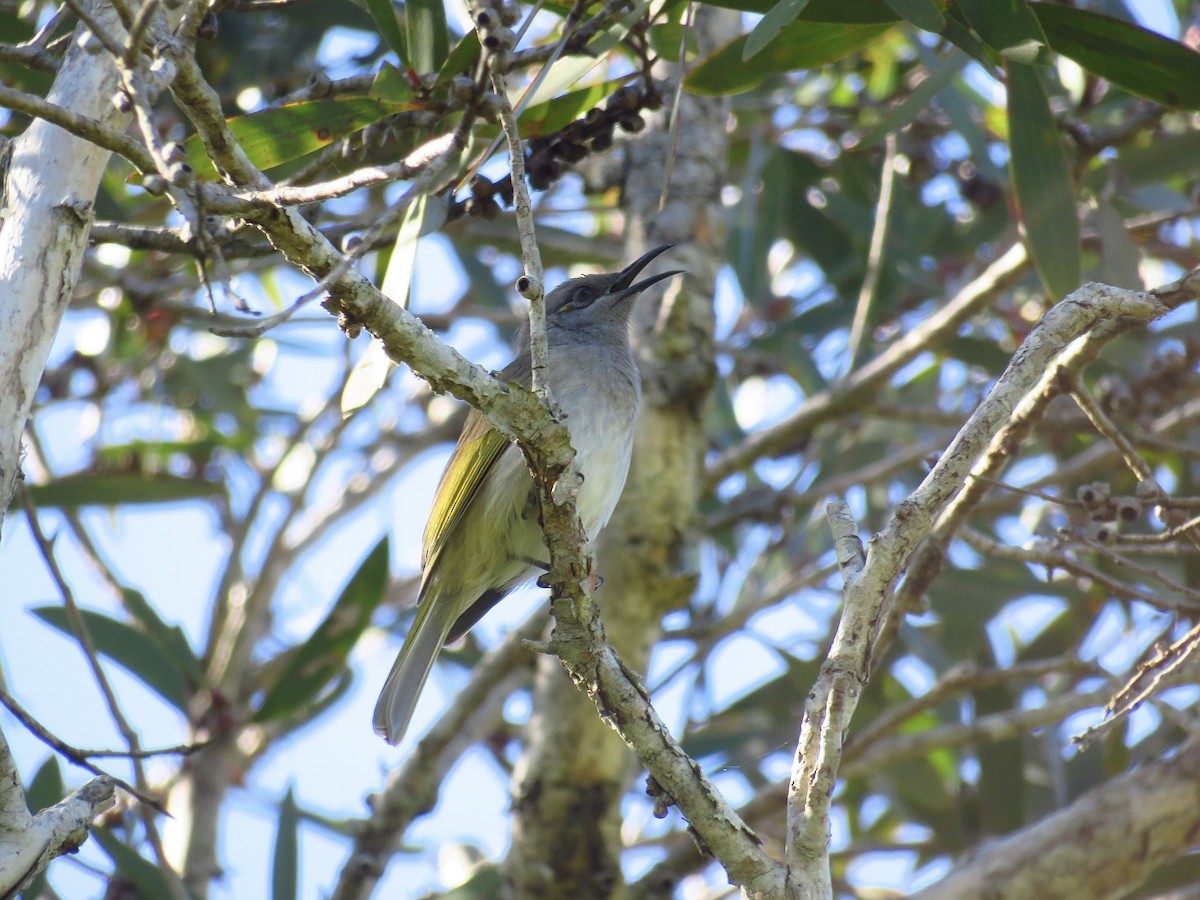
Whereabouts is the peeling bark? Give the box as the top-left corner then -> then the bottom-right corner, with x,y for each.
0,8 -> 128,534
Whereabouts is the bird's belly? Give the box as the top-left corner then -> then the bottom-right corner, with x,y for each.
565,397 -> 636,538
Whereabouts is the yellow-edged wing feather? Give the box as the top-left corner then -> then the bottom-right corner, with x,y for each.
420,410 -> 511,589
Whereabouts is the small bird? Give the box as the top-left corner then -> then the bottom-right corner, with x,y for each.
373,245 -> 682,745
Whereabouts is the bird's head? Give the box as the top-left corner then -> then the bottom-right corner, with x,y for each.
544,244 -> 682,333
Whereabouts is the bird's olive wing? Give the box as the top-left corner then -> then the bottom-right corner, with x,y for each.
420,410 -> 511,582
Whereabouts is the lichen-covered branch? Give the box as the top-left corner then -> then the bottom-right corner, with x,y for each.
0,725 -> 115,898
913,737 -> 1200,900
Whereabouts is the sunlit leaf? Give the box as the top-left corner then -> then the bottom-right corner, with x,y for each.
1034,3 -> 1200,110
517,2 -> 649,110
687,21 -> 891,96
342,194 -> 429,415
516,77 -> 634,138
32,607 -> 193,710
381,193 -> 428,311
370,62 -> 414,104
1006,62 -> 1081,299
341,342 -> 395,417
184,98 -> 413,181
435,31 -> 481,86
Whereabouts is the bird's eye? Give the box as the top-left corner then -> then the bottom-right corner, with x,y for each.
569,284 -> 596,307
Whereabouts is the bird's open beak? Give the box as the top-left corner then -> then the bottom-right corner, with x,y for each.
607,244 -> 684,299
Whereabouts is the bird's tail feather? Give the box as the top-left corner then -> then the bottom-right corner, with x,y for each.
372,597 -> 456,745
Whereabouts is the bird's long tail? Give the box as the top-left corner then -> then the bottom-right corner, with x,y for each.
372,595 -> 457,745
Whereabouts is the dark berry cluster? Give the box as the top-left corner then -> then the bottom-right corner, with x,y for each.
448,80 -> 662,220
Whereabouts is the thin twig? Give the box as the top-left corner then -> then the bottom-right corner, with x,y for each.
0,689 -> 203,764
960,525 -> 1200,613
0,85 -> 155,173
17,487 -> 183,893
843,132 -> 897,377
657,1 -> 693,213
1066,374 -> 1151,481
123,0 -> 160,66
492,85 -> 548,394
1074,621 -> 1200,751
61,0 -> 126,57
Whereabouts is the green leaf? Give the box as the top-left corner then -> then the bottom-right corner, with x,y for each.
686,21 -> 891,96
517,3 -> 648,110
91,829 -> 181,900
1006,62 -> 1080,299
370,62 -> 414,104
25,757 -> 65,813
343,193 -> 429,415
1095,196 -> 1142,291
939,11 -> 999,68
942,335 -> 1013,373
121,589 -> 206,688
272,788 -> 300,900
184,98 -> 411,181
647,23 -> 697,62
1082,130 -> 1200,192
1034,4 -> 1200,110
254,539 -> 390,722
407,0 -> 449,75
32,607 -> 192,710
689,0 -> 898,22
16,472 -> 222,509
365,0 -> 409,66
380,193 -> 427,309
957,0 -> 1048,65
341,342 -> 395,417
435,31 -> 481,86
882,0 -> 943,33
517,76 -> 634,138
743,0 -> 812,62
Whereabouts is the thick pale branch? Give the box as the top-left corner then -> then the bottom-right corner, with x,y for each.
784,501 -> 867,898
882,270 -> 1200,656
913,737 -> 1200,900
0,726 -> 115,898
783,283 -> 1170,896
